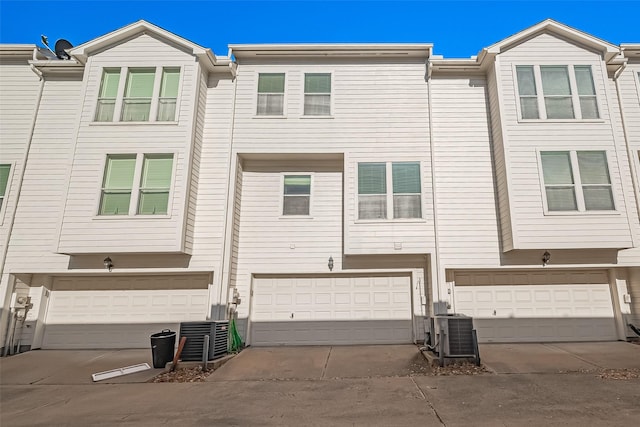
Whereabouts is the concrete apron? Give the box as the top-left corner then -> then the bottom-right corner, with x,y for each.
209,345 -> 431,381
479,341 -> 640,374
0,349 -> 162,385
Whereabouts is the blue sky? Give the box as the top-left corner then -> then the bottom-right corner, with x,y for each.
1,1 -> 639,58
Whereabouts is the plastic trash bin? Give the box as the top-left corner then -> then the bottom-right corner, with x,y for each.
150,329 -> 176,368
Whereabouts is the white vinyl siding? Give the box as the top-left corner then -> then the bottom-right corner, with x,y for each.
98,153 -> 174,216
282,175 -> 311,216
540,151 -> 614,212
93,65 -> 181,122
304,73 -> 331,116
515,64 -> 599,120
257,73 -> 285,115
358,162 -> 421,220
0,164 -> 10,210
95,69 -> 120,122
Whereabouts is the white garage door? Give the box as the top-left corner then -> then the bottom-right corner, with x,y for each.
43,275 -> 210,349
454,270 -> 617,342
251,275 -> 412,345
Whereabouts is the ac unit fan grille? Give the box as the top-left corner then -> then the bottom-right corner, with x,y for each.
179,321 -> 229,361
447,318 -> 474,356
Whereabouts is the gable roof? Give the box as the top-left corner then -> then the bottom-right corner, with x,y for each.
483,19 -> 620,62
68,20 -> 228,72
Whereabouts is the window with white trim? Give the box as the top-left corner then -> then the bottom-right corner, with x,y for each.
94,67 -> 181,122
515,65 -> 599,120
0,164 -> 11,210
99,153 -> 174,216
304,73 -> 331,116
282,175 -> 311,215
358,162 -> 421,220
257,73 -> 285,115
540,150 -> 614,212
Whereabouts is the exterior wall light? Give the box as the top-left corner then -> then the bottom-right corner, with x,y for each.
103,257 -> 114,272
328,256 -> 334,271
542,251 -> 551,267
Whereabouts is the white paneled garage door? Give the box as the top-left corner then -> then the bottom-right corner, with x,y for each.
251,275 -> 412,345
454,270 -> 617,342
43,275 -> 210,349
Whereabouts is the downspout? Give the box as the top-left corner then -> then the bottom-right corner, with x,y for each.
217,60 -> 239,320
613,61 -> 640,233
426,56 -> 443,310
1,60 -> 45,352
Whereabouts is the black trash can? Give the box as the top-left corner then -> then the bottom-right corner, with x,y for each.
150,329 -> 176,368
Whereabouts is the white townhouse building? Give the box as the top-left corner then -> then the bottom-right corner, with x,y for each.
0,19 -> 639,353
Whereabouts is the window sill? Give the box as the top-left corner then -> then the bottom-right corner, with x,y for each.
299,115 -> 334,119
93,214 -> 172,220
90,121 -> 179,126
517,118 -> 605,124
354,218 -> 427,224
279,215 -> 314,220
542,210 -> 620,216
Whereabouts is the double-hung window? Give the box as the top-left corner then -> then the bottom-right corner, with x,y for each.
358,162 -> 422,220
282,175 -> 311,216
0,164 -> 11,210
95,69 -> 121,122
257,73 -> 285,115
99,153 -> 174,216
95,67 -> 181,122
304,73 -> 331,116
515,65 -> 599,120
540,150 -> 614,212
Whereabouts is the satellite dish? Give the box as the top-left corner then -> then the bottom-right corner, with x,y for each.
54,39 -> 73,60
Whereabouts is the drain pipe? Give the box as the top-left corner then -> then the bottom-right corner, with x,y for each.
1,60 -> 44,354
426,56 -> 443,310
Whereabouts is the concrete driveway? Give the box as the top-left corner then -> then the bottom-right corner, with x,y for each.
0,349 -> 162,385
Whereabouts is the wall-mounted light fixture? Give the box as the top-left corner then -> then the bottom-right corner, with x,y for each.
103,256 -> 114,272
328,256 -> 334,272
542,251 -> 551,267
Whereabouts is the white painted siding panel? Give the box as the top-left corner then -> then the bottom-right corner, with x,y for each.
57,35 -> 201,254
4,77 -> 82,271
431,76 -> 502,267
232,60 -> 434,255
497,33 -> 633,249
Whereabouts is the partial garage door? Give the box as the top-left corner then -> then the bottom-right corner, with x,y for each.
251,275 -> 412,345
43,275 -> 209,349
454,270 -> 617,342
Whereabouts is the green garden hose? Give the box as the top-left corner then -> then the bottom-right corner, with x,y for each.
229,318 -> 244,353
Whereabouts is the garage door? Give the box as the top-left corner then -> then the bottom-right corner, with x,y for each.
454,270 -> 617,342
251,275 -> 412,345
43,275 -> 209,349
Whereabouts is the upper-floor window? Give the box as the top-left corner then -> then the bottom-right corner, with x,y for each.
94,67 -> 180,123
540,150 -> 613,212
282,175 -> 311,216
99,153 -> 174,216
516,65 -> 599,120
257,73 -> 285,116
358,162 -> 421,220
304,73 -> 331,116
0,164 -> 11,210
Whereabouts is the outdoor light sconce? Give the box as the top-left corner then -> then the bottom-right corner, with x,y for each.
328,256 -> 334,272
103,257 -> 114,272
542,251 -> 551,267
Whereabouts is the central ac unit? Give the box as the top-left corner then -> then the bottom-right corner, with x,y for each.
433,314 -> 478,359
179,321 -> 229,361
